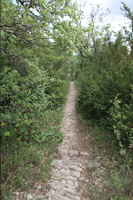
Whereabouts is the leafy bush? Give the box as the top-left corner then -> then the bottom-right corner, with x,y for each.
76,36 -> 133,154
1,68 -> 50,141
110,93 -> 133,157
0,67 -> 68,198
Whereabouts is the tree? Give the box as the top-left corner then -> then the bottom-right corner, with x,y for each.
121,2 -> 133,65
0,0 -> 80,74
75,3 -> 111,69
1,1 -> 81,197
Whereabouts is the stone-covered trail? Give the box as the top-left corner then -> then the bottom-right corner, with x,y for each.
11,81 -> 108,200
45,82 -> 98,200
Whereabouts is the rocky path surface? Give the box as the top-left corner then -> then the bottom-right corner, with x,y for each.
45,82 -> 99,200
11,81 -> 108,200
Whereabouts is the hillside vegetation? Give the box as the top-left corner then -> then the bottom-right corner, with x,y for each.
74,2 -> 133,159
1,0 -> 79,198
73,2 -> 133,199
0,0 -> 133,199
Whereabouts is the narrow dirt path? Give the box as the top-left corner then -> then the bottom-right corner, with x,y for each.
45,82 -> 100,200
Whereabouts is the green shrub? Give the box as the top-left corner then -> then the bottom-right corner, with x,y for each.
76,47 -> 133,153
0,67 -> 68,198
110,93 -> 133,157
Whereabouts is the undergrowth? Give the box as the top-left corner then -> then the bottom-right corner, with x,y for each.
77,114 -> 133,200
0,68 -> 70,199
74,30 -> 133,198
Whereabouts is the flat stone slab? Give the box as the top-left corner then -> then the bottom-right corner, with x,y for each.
35,195 -> 46,200
44,83 -> 88,200
75,181 -> 78,187
37,184 -> 41,189
73,171 -> 80,178
69,165 -> 82,172
69,150 -> 79,156
80,151 -> 89,156
49,189 -> 55,196
69,132 -> 77,136
51,160 -> 63,168
75,197 -> 80,200
58,195 -> 72,200
71,162 -> 83,167
64,176 -> 77,181
60,169 -> 66,174
58,148 -> 68,152
52,183 -> 61,190
61,179 -> 67,184
67,180 -> 74,186
63,187 -> 75,194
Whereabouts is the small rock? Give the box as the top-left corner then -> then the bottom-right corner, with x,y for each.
85,160 -> 89,165
75,181 -> 78,187
60,169 -> 66,174
65,169 -> 71,175
80,152 -> 89,156
16,192 -> 19,196
75,197 -> 80,200
63,187 -> 75,194
61,179 -> 66,184
69,150 -> 79,156
52,183 -> 61,190
35,195 -> 46,200
20,192 -> 24,195
27,194 -> 33,200
58,195 -> 72,200
67,180 -> 74,186
64,192 -> 75,199
37,185 -> 42,190
73,171 -> 80,177
96,156 -> 101,160
94,181 -> 98,186
69,132 -> 76,136
75,162 -> 83,167
64,176 -> 77,181
49,189 -> 55,196
59,149 -> 68,154
12,192 -> 16,195
51,160 -> 63,168
69,165 -> 82,172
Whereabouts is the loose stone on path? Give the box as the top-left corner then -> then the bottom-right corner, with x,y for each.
10,83 -> 112,200
45,82 -> 103,200
44,82 -> 85,200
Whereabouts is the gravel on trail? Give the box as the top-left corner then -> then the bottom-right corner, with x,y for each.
12,82 -> 107,200
45,82 -> 104,200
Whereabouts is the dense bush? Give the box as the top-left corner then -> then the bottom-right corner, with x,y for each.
0,67 -> 69,197
1,0 -> 78,196
110,92 -> 133,156
0,67 -> 66,140
76,36 -> 133,154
